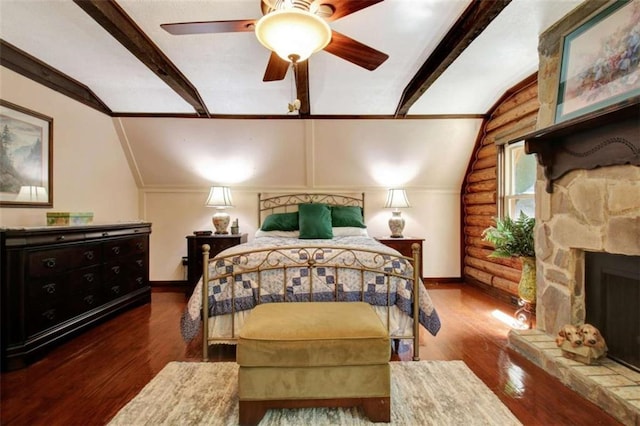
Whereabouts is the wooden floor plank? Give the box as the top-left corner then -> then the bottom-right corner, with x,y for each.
0,284 -> 620,425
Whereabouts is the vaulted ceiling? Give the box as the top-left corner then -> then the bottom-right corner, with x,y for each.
0,0 -> 584,118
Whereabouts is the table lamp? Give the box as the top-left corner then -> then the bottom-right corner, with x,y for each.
384,188 -> 411,238
205,186 -> 234,234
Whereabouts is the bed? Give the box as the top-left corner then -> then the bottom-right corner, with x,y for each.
181,193 -> 441,361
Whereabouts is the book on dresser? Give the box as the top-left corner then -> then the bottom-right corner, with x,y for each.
0,222 -> 152,371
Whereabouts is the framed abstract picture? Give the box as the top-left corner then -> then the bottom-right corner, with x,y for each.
555,0 -> 640,123
0,100 -> 53,207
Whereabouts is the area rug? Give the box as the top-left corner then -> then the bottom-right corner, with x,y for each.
108,361 -> 521,425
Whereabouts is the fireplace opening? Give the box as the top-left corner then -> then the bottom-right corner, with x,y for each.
585,252 -> 640,372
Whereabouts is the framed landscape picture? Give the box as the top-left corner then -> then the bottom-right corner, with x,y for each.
555,0 -> 640,122
0,100 -> 53,207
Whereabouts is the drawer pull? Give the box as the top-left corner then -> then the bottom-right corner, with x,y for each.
111,265 -> 121,275
111,285 -> 120,295
57,236 -> 65,241
136,242 -> 144,250
112,247 -> 121,255
136,277 -> 143,285
43,283 -> 57,294
136,259 -> 143,268
42,309 -> 56,321
42,258 -> 57,268
84,251 -> 95,260
84,295 -> 95,305
102,232 -> 109,237
84,273 -> 95,283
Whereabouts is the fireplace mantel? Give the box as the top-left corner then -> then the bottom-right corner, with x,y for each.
516,99 -> 640,192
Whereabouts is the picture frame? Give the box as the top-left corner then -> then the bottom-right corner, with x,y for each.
0,100 -> 53,207
555,0 -> 640,123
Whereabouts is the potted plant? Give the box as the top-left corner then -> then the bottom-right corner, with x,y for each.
482,212 -> 536,303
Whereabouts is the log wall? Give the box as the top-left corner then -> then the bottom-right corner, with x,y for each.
461,76 -> 539,302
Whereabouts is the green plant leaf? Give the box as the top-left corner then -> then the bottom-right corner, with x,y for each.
482,212 -> 535,258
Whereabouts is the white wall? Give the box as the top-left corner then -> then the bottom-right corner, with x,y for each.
121,118 -> 482,281
0,67 -> 139,227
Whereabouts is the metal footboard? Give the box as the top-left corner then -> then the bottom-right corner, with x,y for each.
202,243 -> 422,361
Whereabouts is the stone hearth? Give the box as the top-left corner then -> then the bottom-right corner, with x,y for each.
510,329 -> 640,425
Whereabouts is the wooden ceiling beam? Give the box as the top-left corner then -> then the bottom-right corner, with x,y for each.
394,0 -> 511,118
0,40 -> 112,115
73,0 -> 210,117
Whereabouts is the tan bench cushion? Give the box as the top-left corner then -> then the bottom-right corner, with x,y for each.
237,302 -> 390,367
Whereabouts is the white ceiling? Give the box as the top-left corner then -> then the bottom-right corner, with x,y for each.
0,0 -> 584,117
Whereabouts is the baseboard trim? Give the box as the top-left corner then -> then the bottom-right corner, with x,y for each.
151,280 -> 188,293
423,277 -> 463,285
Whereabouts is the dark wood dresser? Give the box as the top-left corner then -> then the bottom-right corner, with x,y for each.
0,222 -> 152,371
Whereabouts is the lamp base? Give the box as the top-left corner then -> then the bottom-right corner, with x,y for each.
388,211 -> 405,238
212,210 -> 230,235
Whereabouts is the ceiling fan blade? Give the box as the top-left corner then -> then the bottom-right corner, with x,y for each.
320,0 -> 384,22
324,30 -> 389,71
263,52 -> 290,82
161,20 -> 256,35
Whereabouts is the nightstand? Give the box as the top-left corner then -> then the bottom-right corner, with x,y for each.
375,237 -> 424,279
186,233 -> 248,295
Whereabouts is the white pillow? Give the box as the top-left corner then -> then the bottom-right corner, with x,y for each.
331,227 -> 369,237
255,229 -> 300,238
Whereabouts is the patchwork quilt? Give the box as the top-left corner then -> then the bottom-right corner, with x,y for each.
181,236 -> 441,341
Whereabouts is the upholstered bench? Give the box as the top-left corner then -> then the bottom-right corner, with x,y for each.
237,302 -> 391,425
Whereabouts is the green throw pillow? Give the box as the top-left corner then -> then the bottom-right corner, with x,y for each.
298,203 -> 333,239
261,212 -> 299,231
331,205 -> 366,228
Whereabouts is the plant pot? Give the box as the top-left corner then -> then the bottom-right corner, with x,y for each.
518,256 -> 536,303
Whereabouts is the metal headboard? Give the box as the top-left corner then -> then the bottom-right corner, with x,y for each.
257,192 -> 365,226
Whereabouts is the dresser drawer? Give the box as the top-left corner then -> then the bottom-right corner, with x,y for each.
103,237 -> 147,261
28,276 -> 65,301
69,244 -> 101,269
27,249 -> 72,277
104,282 -> 127,301
67,291 -> 104,316
27,300 -> 68,336
28,244 -> 102,277
67,266 -> 102,295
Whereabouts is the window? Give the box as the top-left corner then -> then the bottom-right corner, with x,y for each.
500,141 -> 535,218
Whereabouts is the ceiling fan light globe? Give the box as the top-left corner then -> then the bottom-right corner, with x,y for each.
255,8 -> 331,62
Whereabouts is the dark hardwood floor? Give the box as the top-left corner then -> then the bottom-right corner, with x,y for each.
1,284 -> 620,425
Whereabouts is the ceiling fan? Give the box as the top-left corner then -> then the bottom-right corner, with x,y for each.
160,0 -> 389,83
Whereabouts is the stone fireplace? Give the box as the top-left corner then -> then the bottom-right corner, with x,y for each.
507,1 -> 640,424
534,164 -> 640,338
508,162 -> 640,425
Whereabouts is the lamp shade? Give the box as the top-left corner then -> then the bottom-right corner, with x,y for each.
255,8 -> 331,62
205,186 -> 234,208
16,185 -> 48,202
384,189 -> 411,209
